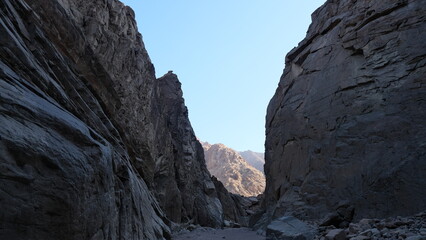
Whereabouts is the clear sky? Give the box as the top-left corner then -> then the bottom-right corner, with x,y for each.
120,0 -> 325,152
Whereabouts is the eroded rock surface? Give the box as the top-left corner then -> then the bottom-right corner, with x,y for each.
202,142 -> 265,197
265,0 -> 426,226
239,150 -> 265,173
0,0 -> 170,239
153,73 -> 223,227
0,0 -> 223,239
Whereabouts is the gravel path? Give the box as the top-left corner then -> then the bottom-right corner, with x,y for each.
172,227 -> 265,240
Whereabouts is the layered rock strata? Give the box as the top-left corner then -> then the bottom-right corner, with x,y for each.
202,142 -> 265,197
0,0 -> 225,239
265,0 -> 426,226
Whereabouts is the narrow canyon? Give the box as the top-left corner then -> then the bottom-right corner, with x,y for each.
0,0 -> 425,240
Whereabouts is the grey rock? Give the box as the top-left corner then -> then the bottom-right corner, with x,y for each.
0,0 -> 171,238
359,228 -> 380,237
348,236 -> 370,240
406,236 -> 426,240
315,212 -> 426,239
264,0 -> 426,224
325,229 -> 346,240
153,73 -> 223,227
266,216 -> 317,240
369,228 -> 380,237
211,176 -> 249,226
0,0 -> 225,239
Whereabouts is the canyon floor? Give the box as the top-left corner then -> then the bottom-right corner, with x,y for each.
173,227 -> 264,240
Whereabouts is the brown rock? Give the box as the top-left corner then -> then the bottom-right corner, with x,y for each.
239,150 -> 265,173
202,142 -> 265,197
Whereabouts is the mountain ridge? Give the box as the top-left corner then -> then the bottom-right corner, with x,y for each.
201,141 -> 265,197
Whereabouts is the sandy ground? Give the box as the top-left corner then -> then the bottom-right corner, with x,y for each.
172,227 -> 265,240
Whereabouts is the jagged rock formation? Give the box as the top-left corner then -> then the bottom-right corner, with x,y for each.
153,73 -> 223,227
239,150 -> 265,173
0,0 -> 225,239
211,176 -> 248,225
202,142 -> 265,197
265,0 -> 426,227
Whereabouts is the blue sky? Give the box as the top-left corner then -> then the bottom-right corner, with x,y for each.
120,0 -> 325,152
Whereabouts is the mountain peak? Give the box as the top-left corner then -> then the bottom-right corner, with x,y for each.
201,142 -> 265,197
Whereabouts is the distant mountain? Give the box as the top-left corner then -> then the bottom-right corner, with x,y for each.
239,150 -> 264,173
201,142 -> 265,197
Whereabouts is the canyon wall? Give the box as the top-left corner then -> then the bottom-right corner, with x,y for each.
153,73 -> 223,226
265,0 -> 426,225
0,0 -> 228,239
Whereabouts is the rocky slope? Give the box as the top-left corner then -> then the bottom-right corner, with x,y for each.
0,0 -> 231,239
265,0 -> 426,228
316,212 -> 426,240
239,150 -> 265,173
202,142 -> 265,197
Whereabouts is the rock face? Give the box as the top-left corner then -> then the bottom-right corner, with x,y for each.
211,176 -> 263,226
0,0 -> 223,239
239,150 -> 265,173
265,0 -> 426,225
211,176 -> 248,225
153,73 -> 223,227
202,142 -> 265,197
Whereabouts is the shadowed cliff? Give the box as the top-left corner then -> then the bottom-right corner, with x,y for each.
0,0 -> 243,239
265,0 -> 426,227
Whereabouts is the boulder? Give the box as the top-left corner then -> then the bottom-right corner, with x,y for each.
325,229 -> 346,240
266,216 -> 317,240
